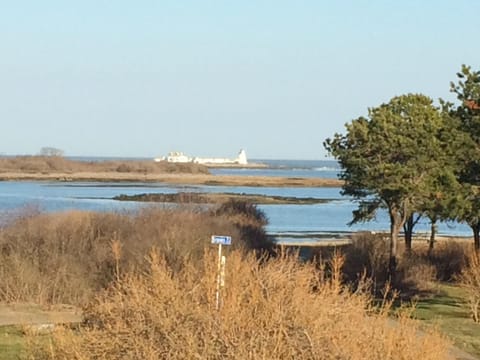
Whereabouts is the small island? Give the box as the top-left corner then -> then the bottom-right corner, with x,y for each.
113,191 -> 331,205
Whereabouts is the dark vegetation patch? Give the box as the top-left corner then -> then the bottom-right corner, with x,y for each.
114,191 -> 330,205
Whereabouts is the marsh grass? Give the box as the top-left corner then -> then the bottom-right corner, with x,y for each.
0,156 -> 209,175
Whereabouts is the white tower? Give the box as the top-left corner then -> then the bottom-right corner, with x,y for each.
237,149 -> 248,165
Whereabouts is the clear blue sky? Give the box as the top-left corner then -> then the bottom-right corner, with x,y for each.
1,1 -> 479,159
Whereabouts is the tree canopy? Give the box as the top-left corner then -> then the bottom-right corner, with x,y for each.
324,65 -> 480,272
448,65 -> 480,250
325,93 -> 454,273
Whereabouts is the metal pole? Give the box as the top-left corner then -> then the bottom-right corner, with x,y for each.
215,243 -> 222,310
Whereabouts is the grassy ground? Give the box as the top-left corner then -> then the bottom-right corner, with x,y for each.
413,284 -> 480,358
0,326 -> 24,359
0,325 -> 57,360
0,303 -> 80,360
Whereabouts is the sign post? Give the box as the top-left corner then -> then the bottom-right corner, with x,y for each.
211,235 -> 232,310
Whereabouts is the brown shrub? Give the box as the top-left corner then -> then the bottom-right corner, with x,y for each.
0,204 -> 268,305
28,251 -> 450,360
342,232 -> 390,290
212,200 -> 273,254
457,251 -> 480,322
0,211 -> 117,304
397,254 -> 437,293
428,241 -> 468,281
341,234 -> 467,295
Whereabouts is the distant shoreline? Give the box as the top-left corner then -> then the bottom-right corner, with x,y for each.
0,156 -> 341,187
273,233 -> 474,247
204,162 -> 268,169
0,172 -> 342,187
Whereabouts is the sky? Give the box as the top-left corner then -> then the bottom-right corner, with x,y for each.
1,1 -> 479,160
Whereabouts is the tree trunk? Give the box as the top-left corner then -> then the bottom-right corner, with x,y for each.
403,214 -> 414,252
388,208 -> 403,279
403,213 -> 422,253
428,220 -> 437,256
474,225 -> 480,252
389,233 -> 398,280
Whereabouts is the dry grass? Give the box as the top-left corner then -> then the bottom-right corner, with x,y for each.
325,233 -> 470,296
0,207 -> 467,358
458,252 -> 480,322
426,240 -> 468,281
26,251 -> 451,360
0,204 -> 269,306
0,156 -> 209,175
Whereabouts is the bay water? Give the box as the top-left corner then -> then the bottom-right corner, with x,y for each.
0,159 -> 473,241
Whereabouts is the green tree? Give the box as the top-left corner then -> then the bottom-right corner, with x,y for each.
325,94 -> 449,275
407,109 -> 466,253
448,65 -> 480,251
419,167 -> 461,254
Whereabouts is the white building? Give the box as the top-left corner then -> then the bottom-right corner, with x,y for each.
155,149 -> 248,165
154,151 -> 192,163
194,149 -> 248,165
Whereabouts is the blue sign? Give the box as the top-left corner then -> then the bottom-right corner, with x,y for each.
211,235 -> 232,245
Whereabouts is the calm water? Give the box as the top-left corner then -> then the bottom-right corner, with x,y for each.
210,159 -> 340,179
0,159 -> 473,238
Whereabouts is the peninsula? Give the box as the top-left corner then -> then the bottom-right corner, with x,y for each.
0,156 -> 342,187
